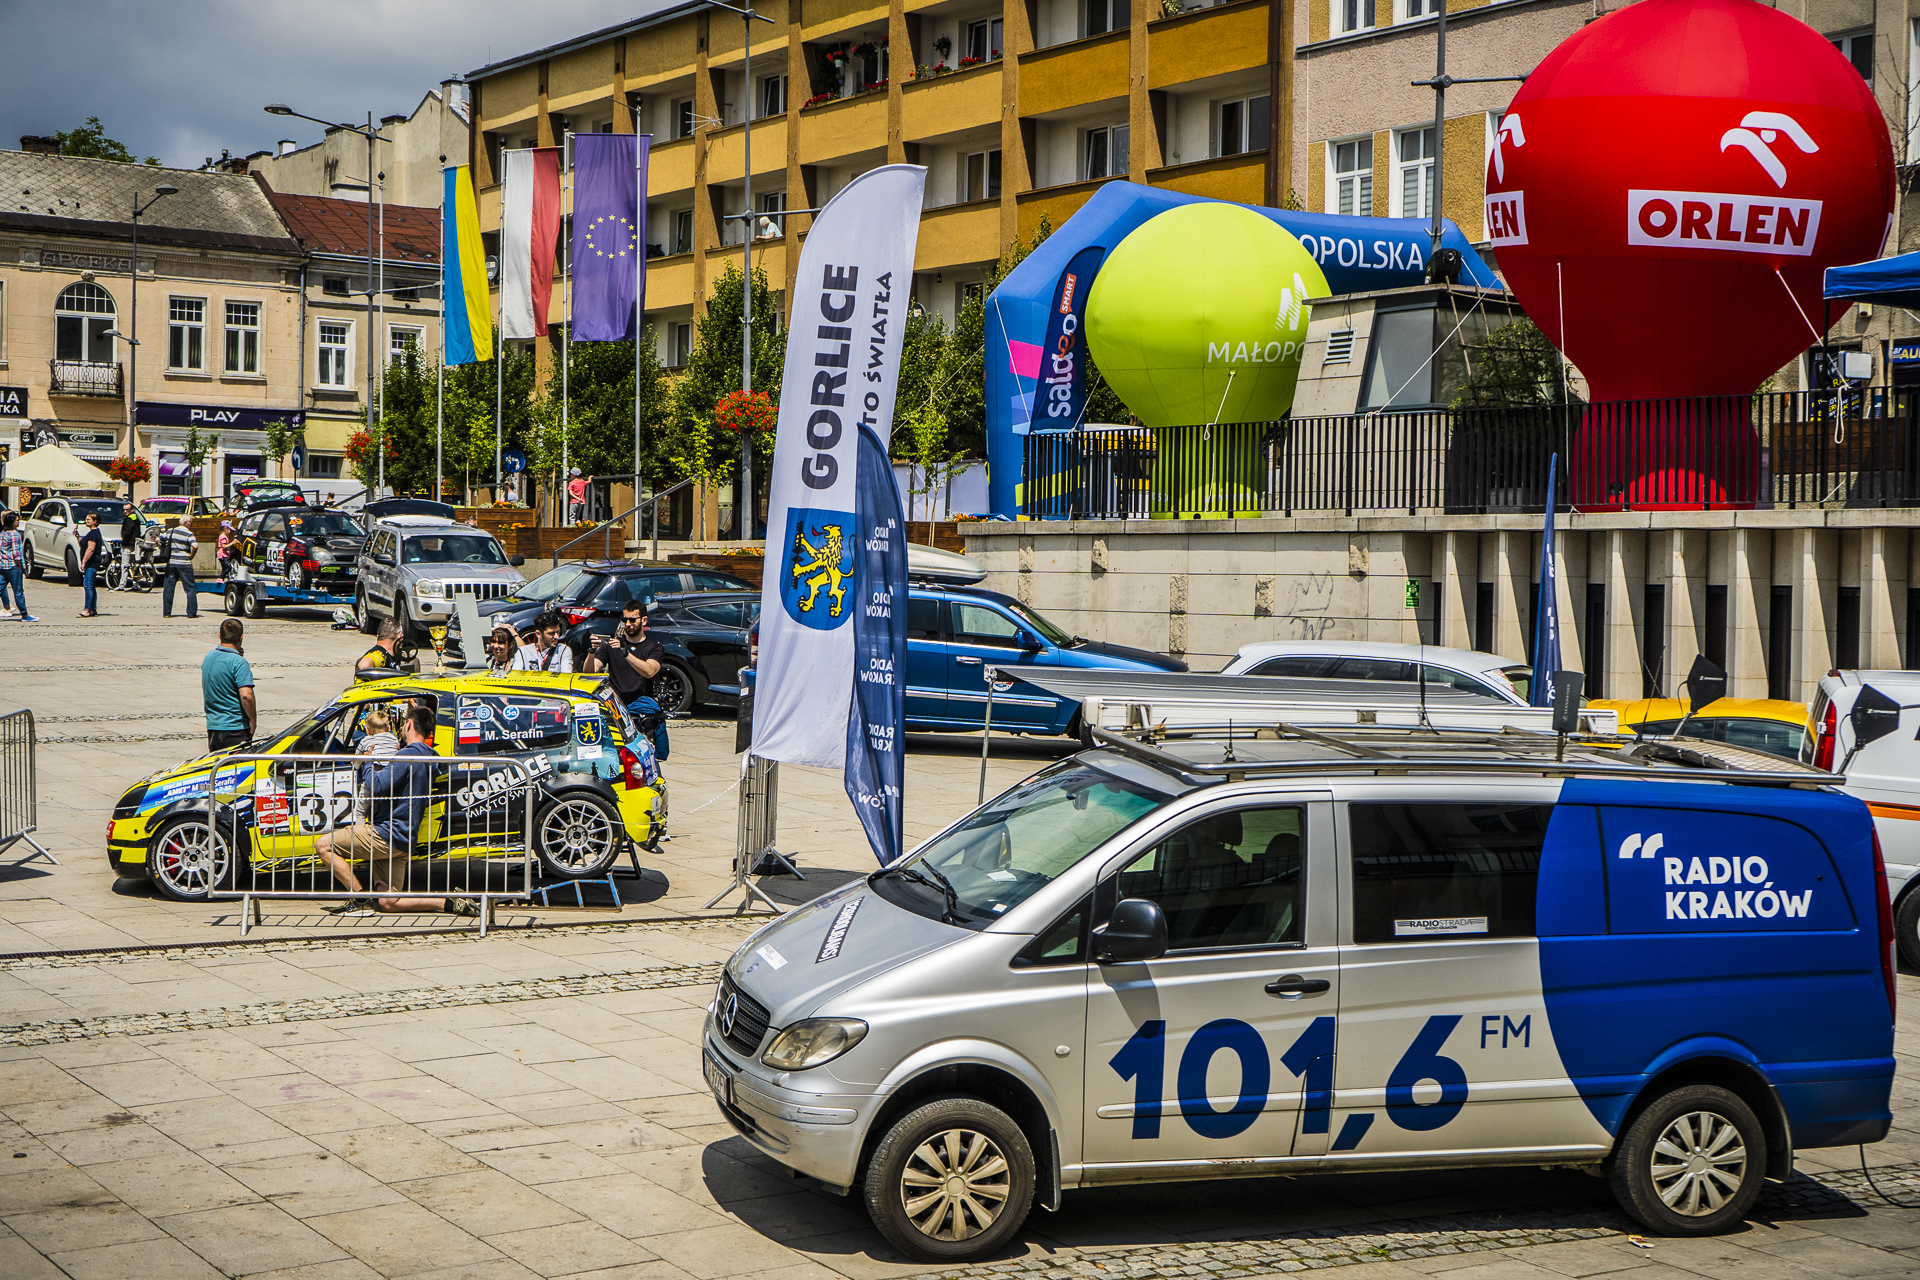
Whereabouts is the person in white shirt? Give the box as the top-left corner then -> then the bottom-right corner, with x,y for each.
514,611 -> 575,673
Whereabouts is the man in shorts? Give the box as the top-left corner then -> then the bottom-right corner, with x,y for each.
314,703 -> 476,916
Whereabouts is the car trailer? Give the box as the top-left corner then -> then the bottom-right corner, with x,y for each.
197,574 -> 355,619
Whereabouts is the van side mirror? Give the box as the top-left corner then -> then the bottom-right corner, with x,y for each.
1683,655 -> 1728,715
1851,684 -> 1904,751
1019,630 -> 1043,652
1092,898 -> 1168,964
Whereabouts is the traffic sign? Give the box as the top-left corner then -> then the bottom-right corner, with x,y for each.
502,448 -> 527,474
290,444 -> 306,472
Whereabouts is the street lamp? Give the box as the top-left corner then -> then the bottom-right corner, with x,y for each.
125,183 -> 178,468
267,103 -> 392,491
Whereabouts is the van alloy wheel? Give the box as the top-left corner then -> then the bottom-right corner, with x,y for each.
1648,1111 -> 1747,1216
864,1097 -> 1035,1263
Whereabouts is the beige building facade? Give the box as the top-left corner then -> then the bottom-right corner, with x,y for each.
247,85 -> 473,212
0,151 -> 306,502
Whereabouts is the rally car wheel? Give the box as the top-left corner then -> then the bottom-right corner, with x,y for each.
655,660 -> 697,716
146,816 -> 236,903
355,589 -> 377,636
864,1096 -> 1035,1263
535,793 -> 624,879
286,561 -> 309,591
1609,1083 -> 1764,1236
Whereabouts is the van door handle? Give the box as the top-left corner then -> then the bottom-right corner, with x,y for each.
1265,975 -> 1330,997
956,656 -> 982,665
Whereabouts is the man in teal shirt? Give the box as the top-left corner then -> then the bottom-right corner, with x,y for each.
203,618 -> 256,752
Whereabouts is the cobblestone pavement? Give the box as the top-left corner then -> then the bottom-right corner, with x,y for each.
5,577 -> 1920,1278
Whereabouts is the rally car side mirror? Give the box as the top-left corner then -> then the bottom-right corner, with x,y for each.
1093,898 -> 1168,964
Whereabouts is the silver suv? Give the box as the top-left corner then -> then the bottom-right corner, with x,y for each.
354,516 -> 526,640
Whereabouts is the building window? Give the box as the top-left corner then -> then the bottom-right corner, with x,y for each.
1337,0 -> 1376,35
167,297 -> 205,371
755,191 -> 784,239
1329,136 -> 1373,216
962,149 -> 1003,202
306,454 -> 342,479
670,322 -> 693,367
966,18 -> 1004,60
317,320 -> 351,387
1401,0 -> 1430,18
0,280 -> 7,362
1085,0 -> 1129,36
1831,28 -> 1874,80
1395,126 -> 1435,220
759,75 -> 787,118
1215,95 -> 1272,157
55,281 -> 117,364
1083,125 -> 1129,180
224,301 -> 260,374
389,326 -> 422,362
322,276 -> 350,297
674,100 -> 694,139
670,209 -> 695,254
960,281 -> 985,312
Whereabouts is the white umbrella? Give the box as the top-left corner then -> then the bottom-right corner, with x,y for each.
5,444 -> 114,489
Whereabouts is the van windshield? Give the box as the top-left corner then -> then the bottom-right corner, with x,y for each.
874,761 -> 1170,929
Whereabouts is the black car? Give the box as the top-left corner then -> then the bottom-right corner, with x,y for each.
595,589 -> 760,715
447,559 -> 751,667
363,497 -> 459,522
231,504 -> 367,591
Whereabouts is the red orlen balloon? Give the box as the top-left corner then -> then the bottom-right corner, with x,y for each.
1486,0 -> 1893,507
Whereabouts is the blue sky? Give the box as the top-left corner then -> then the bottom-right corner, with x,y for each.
0,0 -> 667,171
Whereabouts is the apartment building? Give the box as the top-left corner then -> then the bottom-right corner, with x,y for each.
463,0 -> 1291,356
0,149 -> 306,500
248,84 -> 473,212
260,187 -> 443,481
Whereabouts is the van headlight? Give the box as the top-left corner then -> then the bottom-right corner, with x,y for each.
760,1018 -> 868,1071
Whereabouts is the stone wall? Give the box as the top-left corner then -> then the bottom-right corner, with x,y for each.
962,510 -> 1920,701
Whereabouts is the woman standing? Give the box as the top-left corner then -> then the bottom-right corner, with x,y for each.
0,512 -> 27,621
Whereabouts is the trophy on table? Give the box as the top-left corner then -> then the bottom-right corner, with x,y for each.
428,625 -> 449,675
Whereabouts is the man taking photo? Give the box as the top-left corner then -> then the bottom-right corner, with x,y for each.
585,601 -> 670,760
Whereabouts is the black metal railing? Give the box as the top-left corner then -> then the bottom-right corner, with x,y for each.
48,359 -> 123,397
1020,390 -> 1920,518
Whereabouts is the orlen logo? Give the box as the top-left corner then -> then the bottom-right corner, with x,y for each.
1624,110 -> 1822,257
1484,191 -> 1527,247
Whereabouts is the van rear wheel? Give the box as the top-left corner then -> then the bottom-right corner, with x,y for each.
863,1096 -> 1034,1263
1609,1083 -> 1764,1236
1895,888 -> 1920,971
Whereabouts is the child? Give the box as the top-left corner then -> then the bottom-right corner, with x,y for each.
215,521 -> 235,579
348,704 -> 400,827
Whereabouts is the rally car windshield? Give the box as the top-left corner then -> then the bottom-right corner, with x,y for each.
286,512 -> 364,538
874,761 -> 1171,929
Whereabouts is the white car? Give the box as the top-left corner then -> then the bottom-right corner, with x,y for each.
1802,670 -> 1920,966
1219,640 -> 1533,705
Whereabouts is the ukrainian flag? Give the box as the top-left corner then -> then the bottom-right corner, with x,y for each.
442,165 -> 493,365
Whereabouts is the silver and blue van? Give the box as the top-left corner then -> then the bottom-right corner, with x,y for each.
701,726 -> 1895,1261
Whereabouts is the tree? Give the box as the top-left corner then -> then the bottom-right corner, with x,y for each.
1451,319 -> 1569,409
261,419 -> 299,480
667,264 -> 786,534
182,427 -> 218,501
667,411 -> 736,544
55,117 -> 159,167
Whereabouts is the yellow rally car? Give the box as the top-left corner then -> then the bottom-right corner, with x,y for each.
1587,696 -> 1810,761
107,672 -> 667,901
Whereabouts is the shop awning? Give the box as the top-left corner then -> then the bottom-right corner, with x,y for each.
1825,251 -> 1920,308
5,444 -> 113,488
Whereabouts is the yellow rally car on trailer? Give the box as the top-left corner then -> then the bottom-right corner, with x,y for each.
106,672 -> 666,901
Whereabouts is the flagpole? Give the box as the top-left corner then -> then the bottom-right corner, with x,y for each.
562,133 -> 572,525
436,162 -> 446,504
633,127 -> 644,551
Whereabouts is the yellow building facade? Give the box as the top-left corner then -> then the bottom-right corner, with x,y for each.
465,0 -> 1294,348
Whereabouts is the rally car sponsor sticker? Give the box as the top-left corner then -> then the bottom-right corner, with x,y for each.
575,710 -> 604,760
454,753 -> 553,811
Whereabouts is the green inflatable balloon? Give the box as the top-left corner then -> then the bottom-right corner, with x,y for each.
1086,204 -> 1329,428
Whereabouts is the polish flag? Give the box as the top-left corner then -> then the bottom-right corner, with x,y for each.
500,148 -> 562,339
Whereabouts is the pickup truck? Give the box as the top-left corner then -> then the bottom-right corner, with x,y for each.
23,495 -> 127,582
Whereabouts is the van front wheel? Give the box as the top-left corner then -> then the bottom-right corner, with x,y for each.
863,1096 -> 1034,1263
1609,1083 -> 1764,1236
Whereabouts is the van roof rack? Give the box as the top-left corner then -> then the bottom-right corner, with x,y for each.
1085,722 -> 1838,788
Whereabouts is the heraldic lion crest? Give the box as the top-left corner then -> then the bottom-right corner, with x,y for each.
789,520 -> 853,618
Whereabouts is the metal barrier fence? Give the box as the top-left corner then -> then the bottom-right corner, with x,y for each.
198,751 -> 541,935
0,709 -> 54,867
1021,389 -> 1920,517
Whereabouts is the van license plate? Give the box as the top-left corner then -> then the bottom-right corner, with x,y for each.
703,1050 -> 733,1107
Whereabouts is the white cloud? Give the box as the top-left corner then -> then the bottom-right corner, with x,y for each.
0,0 -> 668,171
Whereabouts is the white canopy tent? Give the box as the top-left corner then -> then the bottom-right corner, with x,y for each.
5,444 -> 115,490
